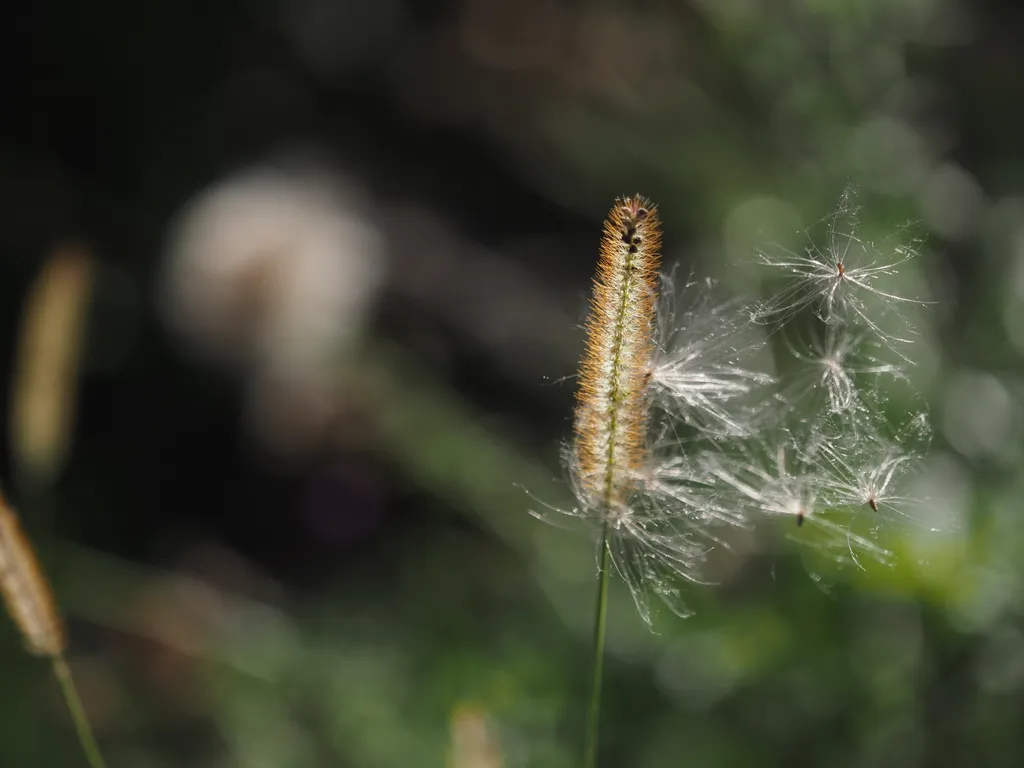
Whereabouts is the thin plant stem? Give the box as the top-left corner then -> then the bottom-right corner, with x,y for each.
51,655 -> 108,768
583,521 -> 611,768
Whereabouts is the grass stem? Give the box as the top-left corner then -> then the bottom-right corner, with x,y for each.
52,655 -> 108,768
583,522 -> 611,768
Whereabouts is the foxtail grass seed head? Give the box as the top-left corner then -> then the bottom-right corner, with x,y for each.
573,195 -> 662,514
0,489 -> 65,657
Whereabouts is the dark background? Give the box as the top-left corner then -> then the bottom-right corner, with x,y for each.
1,1 -> 1022,766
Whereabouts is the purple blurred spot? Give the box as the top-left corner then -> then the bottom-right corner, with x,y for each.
303,461 -> 385,546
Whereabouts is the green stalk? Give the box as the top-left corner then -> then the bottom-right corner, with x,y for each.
52,655 -> 108,768
583,522 -> 611,768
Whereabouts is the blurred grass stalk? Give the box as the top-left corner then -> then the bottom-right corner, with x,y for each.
10,243 -> 95,493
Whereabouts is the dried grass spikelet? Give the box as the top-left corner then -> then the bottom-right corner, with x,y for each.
447,703 -> 504,768
0,488 -> 65,657
10,244 -> 95,486
573,195 -> 661,514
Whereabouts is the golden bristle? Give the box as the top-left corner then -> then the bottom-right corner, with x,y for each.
0,489 -> 65,657
573,195 -> 661,512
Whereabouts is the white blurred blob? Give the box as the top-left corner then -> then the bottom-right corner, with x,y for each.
161,165 -> 385,454
919,162 -> 986,240
847,115 -> 929,196
943,370 -> 1020,463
